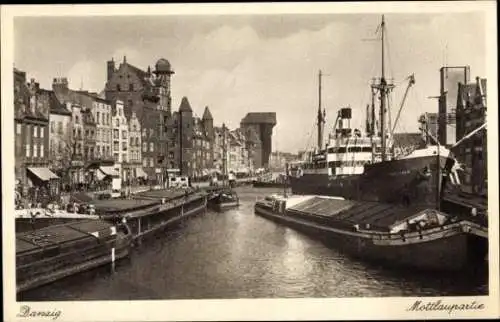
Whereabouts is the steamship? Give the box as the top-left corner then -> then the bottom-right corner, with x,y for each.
289,15 -> 462,211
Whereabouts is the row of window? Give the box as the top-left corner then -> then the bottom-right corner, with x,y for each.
115,83 -> 135,92
25,143 -> 45,158
17,123 -> 45,139
326,146 -> 373,153
95,111 -> 111,126
301,160 -> 370,169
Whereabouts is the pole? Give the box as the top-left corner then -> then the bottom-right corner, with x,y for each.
179,111 -> 183,176
317,70 -> 324,151
380,15 -> 387,162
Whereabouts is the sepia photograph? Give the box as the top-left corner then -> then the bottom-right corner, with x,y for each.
2,2 -> 498,321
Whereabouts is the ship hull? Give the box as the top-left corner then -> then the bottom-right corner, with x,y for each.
254,203 -> 486,271
290,154 -> 449,208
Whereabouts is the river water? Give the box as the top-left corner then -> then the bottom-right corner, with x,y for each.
20,187 -> 488,301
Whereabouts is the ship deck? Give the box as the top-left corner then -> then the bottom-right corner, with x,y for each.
16,219 -> 116,255
90,199 -> 160,213
284,195 -> 427,231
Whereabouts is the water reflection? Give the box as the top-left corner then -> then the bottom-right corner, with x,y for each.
19,186 -> 487,301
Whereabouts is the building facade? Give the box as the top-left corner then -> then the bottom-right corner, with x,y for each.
90,95 -> 113,160
14,69 -> 58,202
111,100 -> 129,181
128,111 -> 145,183
456,76 -> 487,193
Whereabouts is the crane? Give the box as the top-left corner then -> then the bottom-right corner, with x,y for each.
391,74 -> 416,134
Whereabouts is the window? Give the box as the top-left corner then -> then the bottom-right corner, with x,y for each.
117,84 -> 121,91
122,130 -> 127,139
128,99 -> 133,107
122,153 -> 127,163
133,124 -> 137,131
40,144 -> 44,158
107,114 -> 110,125
26,144 -> 31,157
143,142 -> 147,152
115,119 -> 120,127
149,158 -> 154,167
50,122 -> 54,134
150,142 -> 154,152
114,142 -> 119,151
75,116 -> 79,124
58,122 -> 63,134
33,144 -> 38,157
16,123 -> 22,135
40,127 -> 44,138
129,84 -> 134,92
96,112 -> 100,124
85,129 -> 89,138
113,129 -> 119,139
114,153 -> 119,162
143,158 -> 148,167
33,126 -> 38,138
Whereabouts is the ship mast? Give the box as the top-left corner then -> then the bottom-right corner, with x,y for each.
317,70 -> 325,151
371,15 -> 394,162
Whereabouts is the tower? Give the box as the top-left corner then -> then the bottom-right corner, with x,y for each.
202,106 -> 214,139
154,58 -> 175,115
107,58 -> 115,81
178,97 -> 193,175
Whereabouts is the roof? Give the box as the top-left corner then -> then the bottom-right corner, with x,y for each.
241,112 -> 277,125
202,106 -> 213,120
48,90 -> 72,115
179,97 -> 193,113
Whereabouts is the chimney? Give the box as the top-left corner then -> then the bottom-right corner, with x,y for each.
52,77 -> 69,95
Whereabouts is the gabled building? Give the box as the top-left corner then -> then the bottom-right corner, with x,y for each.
104,56 -> 174,186
14,69 -> 58,201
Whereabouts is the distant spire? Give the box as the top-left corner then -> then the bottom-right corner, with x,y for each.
80,76 -> 83,91
123,55 -> 127,63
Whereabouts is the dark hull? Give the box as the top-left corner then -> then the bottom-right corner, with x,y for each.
16,221 -> 132,293
290,154 -> 449,209
16,218 -> 97,233
254,204 -> 486,271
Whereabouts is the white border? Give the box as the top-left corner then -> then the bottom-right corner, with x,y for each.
2,2 -> 498,321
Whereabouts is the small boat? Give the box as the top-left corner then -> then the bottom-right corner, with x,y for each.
16,219 -> 132,293
254,194 -> 488,271
209,189 -> 240,211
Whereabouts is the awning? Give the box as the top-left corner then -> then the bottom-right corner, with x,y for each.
135,168 -> 148,179
27,168 -> 59,181
97,166 -> 120,177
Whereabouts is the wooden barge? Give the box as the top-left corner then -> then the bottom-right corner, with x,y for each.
255,195 -> 488,271
16,219 -> 132,293
95,189 -> 209,241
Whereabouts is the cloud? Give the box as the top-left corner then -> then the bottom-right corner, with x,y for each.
67,60 -> 103,92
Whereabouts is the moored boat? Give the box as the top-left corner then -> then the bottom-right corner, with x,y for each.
16,219 -> 132,293
208,189 -> 240,211
254,194 -> 488,271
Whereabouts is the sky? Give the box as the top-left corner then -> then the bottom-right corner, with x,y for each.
14,12 -> 486,153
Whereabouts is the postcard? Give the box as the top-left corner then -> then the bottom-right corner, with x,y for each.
2,1 -> 499,321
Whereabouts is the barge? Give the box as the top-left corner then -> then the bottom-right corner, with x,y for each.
97,189 -> 208,241
16,219 -> 132,293
254,194 -> 488,271
15,208 -> 100,233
